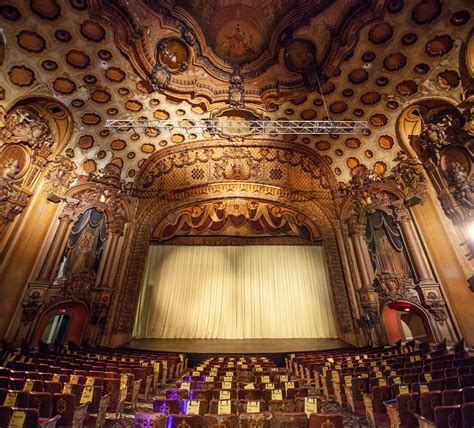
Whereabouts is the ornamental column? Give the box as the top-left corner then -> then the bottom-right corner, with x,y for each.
392,200 -> 434,283
99,225 -> 123,287
349,221 -> 374,288
37,198 -> 79,281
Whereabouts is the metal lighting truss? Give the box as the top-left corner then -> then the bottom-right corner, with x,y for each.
105,119 -> 370,136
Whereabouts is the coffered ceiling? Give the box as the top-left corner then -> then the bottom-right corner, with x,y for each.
0,0 -> 470,184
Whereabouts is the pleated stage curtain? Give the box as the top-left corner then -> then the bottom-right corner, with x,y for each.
133,245 -> 338,339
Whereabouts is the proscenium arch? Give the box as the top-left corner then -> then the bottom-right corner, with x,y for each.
123,192 -> 354,341
112,142 -> 359,342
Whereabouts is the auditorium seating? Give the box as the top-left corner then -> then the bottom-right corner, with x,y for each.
0,346 -> 183,427
2,341 -> 472,427
150,354 -> 340,428
289,340 -> 474,427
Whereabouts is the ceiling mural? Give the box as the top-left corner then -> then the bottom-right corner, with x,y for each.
0,0 -> 471,186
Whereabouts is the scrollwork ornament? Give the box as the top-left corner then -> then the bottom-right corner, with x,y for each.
44,155 -> 77,193
391,152 -> 426,196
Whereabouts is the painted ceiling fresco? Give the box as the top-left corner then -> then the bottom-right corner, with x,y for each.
0,0 -> 470,183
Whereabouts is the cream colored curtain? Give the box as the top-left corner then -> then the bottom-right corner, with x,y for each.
133,245 -> 338,339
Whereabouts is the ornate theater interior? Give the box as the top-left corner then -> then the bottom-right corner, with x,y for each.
0,0 -> 474,425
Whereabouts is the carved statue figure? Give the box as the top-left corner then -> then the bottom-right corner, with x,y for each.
0,159 -> 19,202
3,109 -> 53,148
418,119 -> 450,154
448,162 -> 474,209
375,235 -> 411,278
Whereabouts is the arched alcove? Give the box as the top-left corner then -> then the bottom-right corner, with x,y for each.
383,301 -> 435,344
32,300 -> 89,347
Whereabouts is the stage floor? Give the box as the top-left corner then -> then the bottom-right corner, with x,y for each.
124,338 -> 348,354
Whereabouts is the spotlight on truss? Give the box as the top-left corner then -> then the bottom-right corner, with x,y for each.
105,119 -> 370,136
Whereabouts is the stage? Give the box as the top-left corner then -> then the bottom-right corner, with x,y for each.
124,338 -> 349,363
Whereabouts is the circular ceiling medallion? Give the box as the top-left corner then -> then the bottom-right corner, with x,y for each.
99,129 -> 110,137
83,159 -> 97,173
396,80 -> 418,96
329,101 -> 347,114
383,52 -> 407,71
342,88 -> 354,97
9,66 -> 35,86
347,157 -> 360,169
81,113 -> 101,125
125,100 -> 143,112
348,68 -> 368,84
437,70 -> 460,89
450,10 -> 470,26
17,31 -> 46,52
361,91 -> 381,105
105,67 -> 126,82
91,89 -> 111,103
414,63 -> 430,74
157,37 -> 190,73
368,22 -> 393,44
97,150 -> 106,159
30,0 -> 60,20
78,135 -> 94,150
345,138 -> 361,149
353,108 -> 365,117
301,109 -> 317,120
53,77 -> 76,94
71,99 -> 85,108
373,161 -> 387,176
66,49 -> 90,69
111,139 -> 127,151
386,100 -> 399,109
361,51 -> 376,62
401,32 -> 418,46
387,0 -> 404,14
335,149 -> 344,156
83,74 -> 98,85
370,113 -> 388,127
141,143 -> 155,153
41,59 -> 58,71
316,141 -> 330,151
378,135 -> 394,149
411,0 -> 442,25
80,20 -> 106,42
154,109 -> 170,120
1,5 -> 21,20
127,152 -> 136,159
318,81 -> 336,95
55,29 -> 72,42
284,39 -> 317,74
365,150 -> 374,158
69,0 -> 87,10
425,35 -> 453,56
98,50 -> 112,61
375,76 -> 389,86
107,107 -> 118,115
